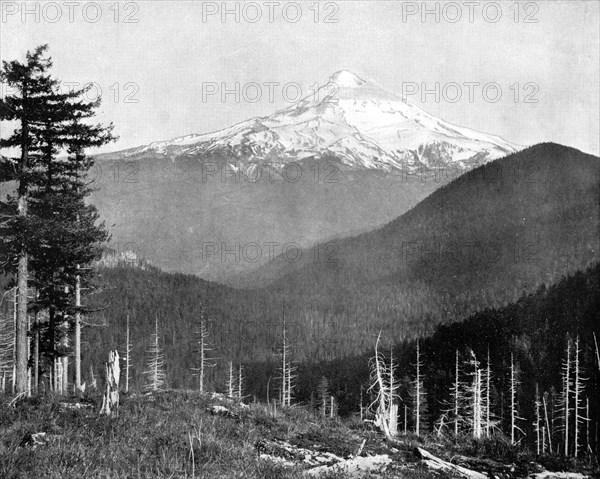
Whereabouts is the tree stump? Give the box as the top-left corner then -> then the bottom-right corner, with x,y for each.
100,350 -> 120,416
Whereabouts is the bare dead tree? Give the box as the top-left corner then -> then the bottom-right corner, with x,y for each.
190,306 -> 216,393
543,391 -> 553,454
388,346 -> 398,435
367,331 -> 399,439
412,339 -> 426,436
593,332 -> 600,373
237,363 -> 244,399
89,364 -> 97,389
572,334 -> 587,457
467,350 -> 484,439
317,375 -> 329,416
285,360 -> 296,406
535,384 -> 542,455
144,315 -> 166,392
280,320 -> 288,404
123,313 -> 132,393
279,304 -> 295,406
227,361 -> 235,398
484,347 -> 493,437
454,349 -> 463,436
509,353 -> 525,445
560,337 -> 572,455
437,349 -> 469,438
585,397 -> 591,455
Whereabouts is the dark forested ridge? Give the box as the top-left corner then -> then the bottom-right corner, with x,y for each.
234,143 -> 599,296
48,255 -> 600,456
255,262 -> 600,453
78,261 -> 599,414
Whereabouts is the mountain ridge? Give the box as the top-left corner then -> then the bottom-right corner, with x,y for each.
227,142 -> 600,293
106,70 -> 519,173
88,70 -> 524,280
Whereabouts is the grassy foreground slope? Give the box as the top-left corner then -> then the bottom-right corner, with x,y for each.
1,390 -> 593,479
0,390 -> 437,479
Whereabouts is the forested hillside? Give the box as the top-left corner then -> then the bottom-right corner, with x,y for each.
257,262 -> 600,454
3,144 -> 597,395
77,260 -> 599,453
235,143 -> 599,298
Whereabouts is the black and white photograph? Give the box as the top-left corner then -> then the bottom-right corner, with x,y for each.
1,1 -> 599,477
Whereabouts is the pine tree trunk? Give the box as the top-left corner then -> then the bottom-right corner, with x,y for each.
15,249 -> 29,394
61,344 -> 69,393
14,106 -> 30,395
12,288 -> 17,394
75,272 -> 82,391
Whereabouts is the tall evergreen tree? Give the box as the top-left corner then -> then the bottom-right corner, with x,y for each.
1,45 -> 113,393
1,45 -> 58,393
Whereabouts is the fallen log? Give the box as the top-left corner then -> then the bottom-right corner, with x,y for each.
255,438 -> 342,466
304,454 -> 392,478
451,453 -> 514,474
416,447 -> 487,479
530,472 -> 589,479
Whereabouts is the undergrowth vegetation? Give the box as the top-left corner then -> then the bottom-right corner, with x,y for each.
0,390 -> 596,478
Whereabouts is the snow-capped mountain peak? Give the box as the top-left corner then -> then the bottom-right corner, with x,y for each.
328,70 -> 367,88
126,71 -> 519,172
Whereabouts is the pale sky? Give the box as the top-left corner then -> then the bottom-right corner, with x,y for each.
2,0 -> 599,155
